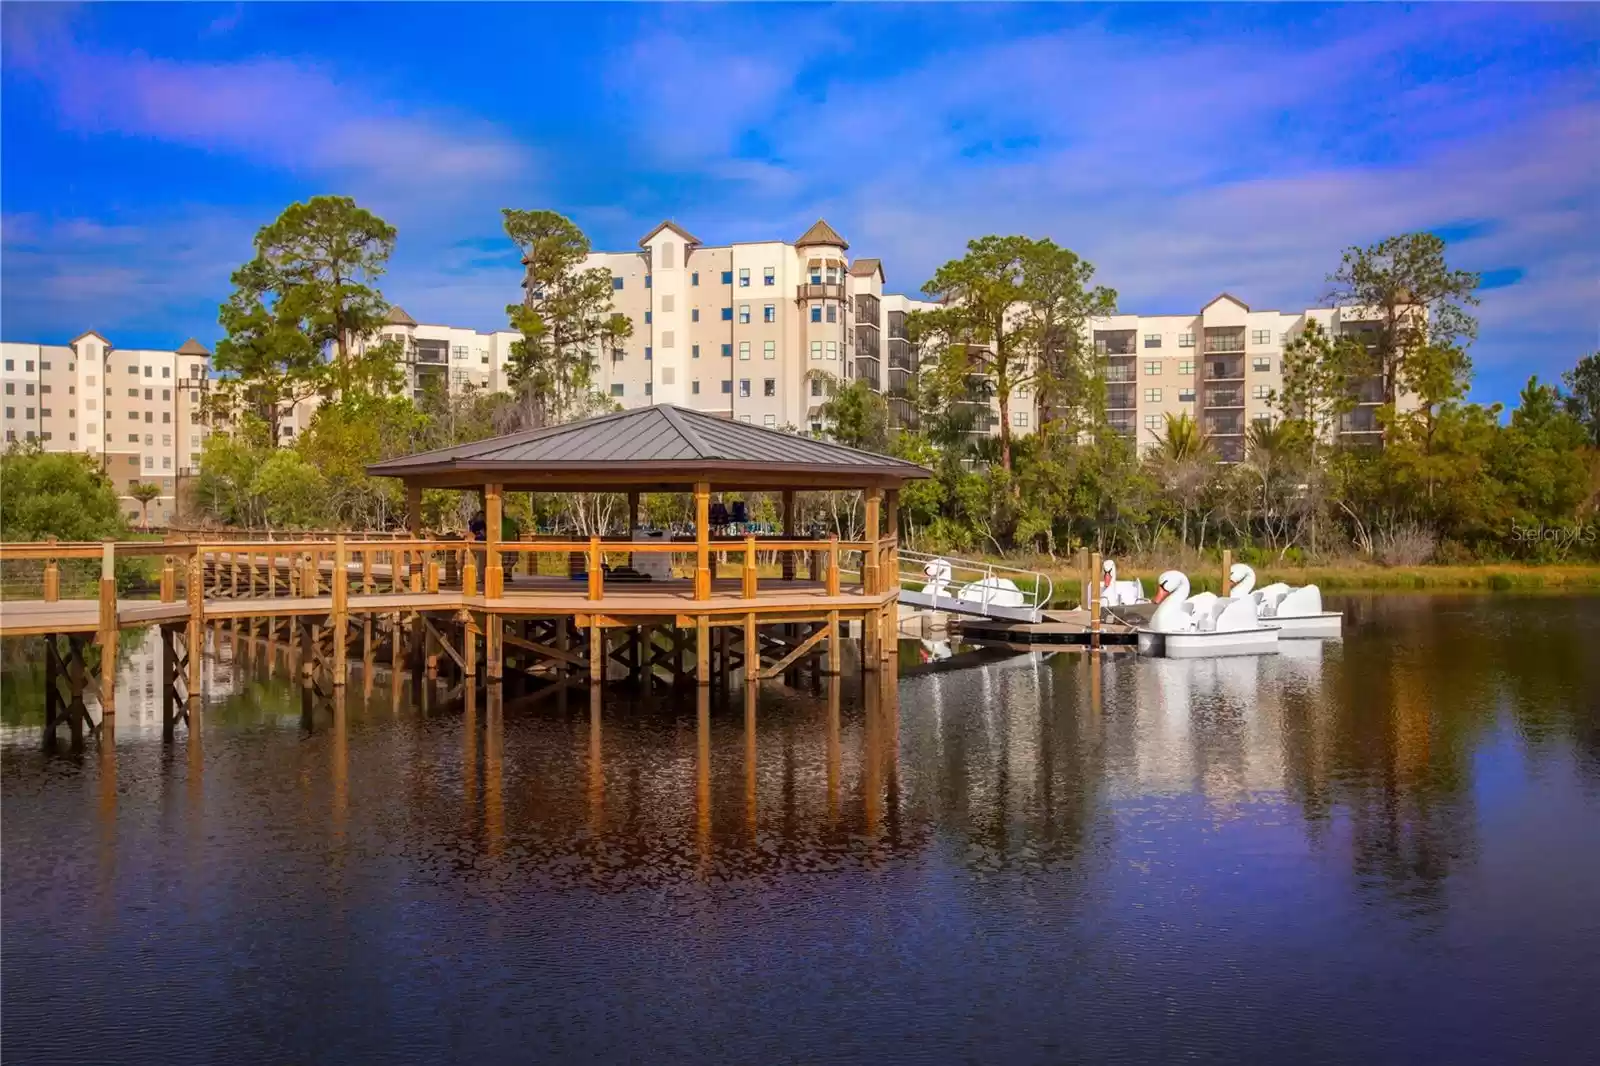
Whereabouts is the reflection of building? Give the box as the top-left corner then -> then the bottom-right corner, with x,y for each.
0,332 -> 212,525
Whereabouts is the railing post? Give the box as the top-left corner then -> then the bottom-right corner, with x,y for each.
826,535 -> 840,597
187,551 -> 204,709
863,487 -> 882,596
587,537 -> 604,603
781,490 -> 796,581
161,555 -> 176,602
742,536 -> 758,600
98,540 -> 118,718
332,533 -> 348,686
462,540 -> 479,598
1089,550 -> 1102,652
43,535 -> 59,602
485,483 -> 504,599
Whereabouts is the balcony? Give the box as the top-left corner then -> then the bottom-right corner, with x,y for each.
1107,413 -> 1136,436
1203,329 -> 1246,354
855,356 -> 881,391
1106,384 -> 1136,410
887,337 -> 917,372
1204,387 -> 1244,409
1340,408 -> 1381,433
1205,414 -> 1244,437
796,282 -> 845,301
1103,367 -> 1135,384
855,294 -> 880,325
1094,330 -> 1137,356
1215,438 -> 1244,463
413,347 -> 448,365
1352,377 -> 1386,404
1204,357 -> 1245,381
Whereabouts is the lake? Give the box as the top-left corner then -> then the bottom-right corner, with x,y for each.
3,593 -> 1598,1064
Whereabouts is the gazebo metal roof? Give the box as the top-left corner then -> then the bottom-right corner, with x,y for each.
367,404 -> 930,490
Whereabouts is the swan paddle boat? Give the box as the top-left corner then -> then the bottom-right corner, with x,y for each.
1100,559 -> 1147,606
921,558 -> 1028,610
1229,564 -> 1342,639
1136,569 -> 1280,658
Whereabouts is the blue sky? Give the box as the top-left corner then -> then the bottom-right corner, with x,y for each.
2,2 -> 1595,406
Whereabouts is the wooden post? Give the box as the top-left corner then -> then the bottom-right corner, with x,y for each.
588,537 -> 604,602
742,535 -> 758,600
486,614 -> 502,681
188,553 -> 204,709
884,488 -> 900,593
744,612 -> 758,682
160,555 -> 176,603
589,621 -> 603,683
696,615 -> 710,686
43,536 -> 60,603
1077,546 -> 1089,610
825,609 -> 840,675
1089,550 -> 1102,652
331,534 -> 348,686
863,487 -> 882,595
427,557 -> 441,594
628,491 -> 641,534
464,612 -> 479,679
462,546 -> 478,597
781,490 -> 796,581
694,481 -> 711,600
1222,548 -> 1234,597
98,540 -> 117,719
406,483 -> 423,537
362,549 -> 373,595
826,535 -> 840,596
485,483 -> 504,598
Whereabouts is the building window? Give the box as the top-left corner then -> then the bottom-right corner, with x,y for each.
693,344 -> 701,359
811,341 -> 822,360
1178,360 -> 1195,376
664,295 -> 677,313
763,304 -> 775,323
1254,412 -> 1273,426
810,307 -> 822,323
1,359 -> 9,371
612,277 -> 624,290
763,267 -> 775,286
1252,384 -> 1271,400
1252,357 -> 1271,372
1144,334 -> 1162,348
691,272 -> 700,286
611,384 -> 625,397
162,457 -> 172,469
721,380 -> 732,394
645,346 -> 652,360
721,307 -> 733,321
644,311 -> 652,324
1013,410 -> 1029,427
1145,414 -> 1163,431
739,268 -> 750,287
25,384 -> 34,396
41,361 -> 51,371
810,378 -> 824,397
721,344 -> 732,358
1179,388 -> 1196,402
739,379 -> 751,397
662,367 -> 675,386
1251,330 -> 1272,345
1145,388 -> 1162,403
763,341 -> 775,360
763,378 -> 776,397
24,359 -> 33,371
810,269 -> 822,285
739,304 -> 751,324
24,407 -> 33,419
163,366 -> 171,378
691,308 -> 700,322
144,456 -> 154,469
739,341 -> 751,360
662,331 -> 675,349
1145,361 -> 1161,376
826,305 -> 837,323
41,408 -> 51,418
645,382 -> 653,396
2,406 -> 9,418
721,271 -> 733,285
1178,332 -> 1195,348
692,380 -> 700,395
162,389 -> 170,400
825,341 -> 837,360
644,276 -> 652,289
761,414 -> 775,427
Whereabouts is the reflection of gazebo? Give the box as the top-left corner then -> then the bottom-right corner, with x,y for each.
367,405 -> 930,684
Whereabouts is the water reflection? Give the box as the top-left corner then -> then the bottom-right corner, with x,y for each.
3,597 -> 1599,1063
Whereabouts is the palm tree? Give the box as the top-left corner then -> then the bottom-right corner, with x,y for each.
129,482 -> 162,529
1153,411 -> 1209,461
1150,412 -> 1213,548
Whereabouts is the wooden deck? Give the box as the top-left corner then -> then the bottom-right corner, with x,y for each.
0,579 -> 893,637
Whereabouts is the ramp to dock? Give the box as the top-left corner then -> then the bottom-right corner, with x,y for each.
878,550 -> 1053,624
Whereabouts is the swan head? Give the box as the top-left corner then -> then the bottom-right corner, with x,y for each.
1101,558 -> 1116,587
922,558 -> 951,581
1229,563 -> 1256,593
1153,570 -> 1189,603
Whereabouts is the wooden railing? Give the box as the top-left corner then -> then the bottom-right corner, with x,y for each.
0,533 -> 901,612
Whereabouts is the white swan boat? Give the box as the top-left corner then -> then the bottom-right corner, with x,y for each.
1136,569 -> 1280,658
1229,564 -> 1342,639
1100,558 -> 1146,606
921,558 -> 1028,609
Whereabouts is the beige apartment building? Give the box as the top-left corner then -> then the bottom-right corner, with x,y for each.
1087,294 -> 1390,461
560,219 -> 937,433
1,331 -> 212,524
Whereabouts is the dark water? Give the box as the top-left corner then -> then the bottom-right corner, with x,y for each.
3,594 -> 1598,1065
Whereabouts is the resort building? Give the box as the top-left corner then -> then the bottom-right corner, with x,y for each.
563,220 -> 937,433
0,332 -> 212,525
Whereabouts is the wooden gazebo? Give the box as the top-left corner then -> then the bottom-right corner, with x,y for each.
367,404 -> 930,685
